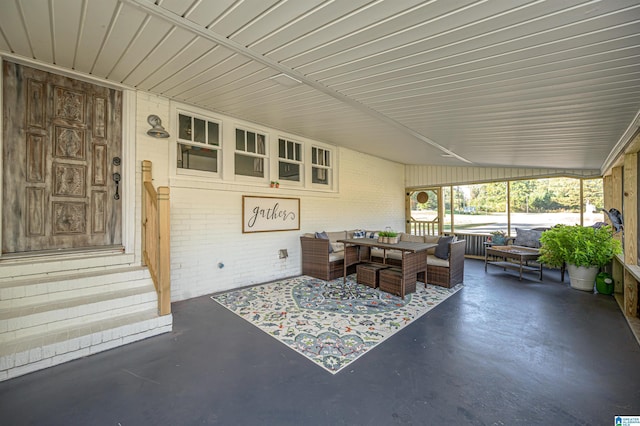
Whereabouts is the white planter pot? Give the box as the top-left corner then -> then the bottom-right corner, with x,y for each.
566,264 -> 599,292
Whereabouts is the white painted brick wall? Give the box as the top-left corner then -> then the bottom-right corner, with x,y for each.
137,94 -> 406,301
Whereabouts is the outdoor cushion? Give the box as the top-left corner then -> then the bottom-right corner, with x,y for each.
514,228 -> 543,248
330,242 -> 344,253
426,254 -> 449,267
435,236 -> 454,259
315,231 -> 333,253
326,231 -> 346,243
328,251 -> 344,262
423,235 -> 440,254
400,234 -> 425,243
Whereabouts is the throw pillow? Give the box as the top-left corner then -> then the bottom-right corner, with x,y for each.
435,236 -> 454,259
315,231 -> 333,253
514,228 -> 543,248
353,229 -> 366,238
366,231 -> 379,239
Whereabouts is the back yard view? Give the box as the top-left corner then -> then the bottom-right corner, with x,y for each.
411,177 -> 605,234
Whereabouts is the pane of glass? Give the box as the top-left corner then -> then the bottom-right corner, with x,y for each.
178,114 -> 192,141
193,118 -> 206,143
294,143 -> 301,161
312,166 -> 328,185
208,121 -> 219,146
256,134 -> 265,155
450,182 -> 508,234
443,187 -> 451,233
247,132 -> 256,153
177,143 -> 217,172
312,147 -> 317,164
583,178 -> 604,227
236,129 -> 245,151
279,139 -> 286,158
324,150 -> 330,167
235,154 -> 264,177
508,178 -> 586,234
279,161 -> 300,182
287,141 -> 294,160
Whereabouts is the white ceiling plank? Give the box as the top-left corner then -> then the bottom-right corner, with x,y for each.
279,0 -> 477,68
74,0 -> 121,74
294,0 -> 540,76
162,52 -> 251,98
264,0 -> 431,62
247,0 -> 372,56
136,37 -> 215,90
51,0 -> 83,68
0,31 -> 10,52
230,0 -> 326,48
151,46 -> 237,95
186,63 -> 272,103
307,2 -> 640,83
90,4 -> 148,78
107,16 -> 175,83
353,61 -> 640,106
0,1 -> 34,57
157,0 -> 195,16
181,0 -> 241,27
123,25 -> 196,87
205,0 -> 280,38
333,37 -> 640,95
20,0 -> 53,63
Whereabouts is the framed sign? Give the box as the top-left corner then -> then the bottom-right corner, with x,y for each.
242,196 -> 300,233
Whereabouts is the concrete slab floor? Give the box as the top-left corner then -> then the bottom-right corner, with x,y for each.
1,259 -> 639,425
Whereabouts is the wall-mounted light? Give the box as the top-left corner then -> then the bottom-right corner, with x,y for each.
147,114 -> 170,138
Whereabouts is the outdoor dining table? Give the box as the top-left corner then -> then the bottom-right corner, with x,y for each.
337,238 -> 437,298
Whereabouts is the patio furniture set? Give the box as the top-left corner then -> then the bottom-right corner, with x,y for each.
300,230 -> 466,298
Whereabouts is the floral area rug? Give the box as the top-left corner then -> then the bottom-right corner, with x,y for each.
211,274 -> 462,374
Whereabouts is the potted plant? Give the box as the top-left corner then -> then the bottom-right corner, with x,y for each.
538,224 -> 622,291
378,231 -> 389,243
490,230 -> 508,245
387,231 -> 399,244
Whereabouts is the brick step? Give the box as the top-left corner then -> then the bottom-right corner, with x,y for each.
0,285 -> 158,343
0,251 -> 136,284
0,266 -> 151,309
0,308 -> 173,381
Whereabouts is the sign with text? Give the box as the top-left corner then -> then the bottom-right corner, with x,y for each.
242,196 -> 300,233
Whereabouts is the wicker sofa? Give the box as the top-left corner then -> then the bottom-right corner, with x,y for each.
300,230 -> 369,281
300,231 -> 465,288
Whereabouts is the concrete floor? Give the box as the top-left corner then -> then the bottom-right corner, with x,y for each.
1,259 -> 639,425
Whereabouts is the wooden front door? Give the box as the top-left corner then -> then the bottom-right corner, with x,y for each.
2,61 -> 123,254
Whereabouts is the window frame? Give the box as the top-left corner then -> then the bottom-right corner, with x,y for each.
174,108 -> 222,178
234,126 -> 268,180
311,145 -> 333,187
277,137 -> 304,185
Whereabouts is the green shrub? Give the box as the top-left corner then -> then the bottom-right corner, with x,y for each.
538,225 -> 622,268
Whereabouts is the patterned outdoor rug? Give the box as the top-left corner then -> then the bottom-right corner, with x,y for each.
211,274 -> 462,374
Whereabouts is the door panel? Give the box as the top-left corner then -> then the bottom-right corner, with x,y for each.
3,61 -> 123,254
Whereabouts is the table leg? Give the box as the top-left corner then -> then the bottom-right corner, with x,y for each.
519,260 -> 523,281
